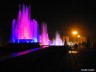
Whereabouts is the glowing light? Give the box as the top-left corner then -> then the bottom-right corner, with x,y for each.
72,31 -> 78,35
77,35 -> 80,38
68,51 -> 72,53
11,48 -> 40,57
67,42 -> 74,45
11,4 -> 39,43
0,48 -> 40,61
68,50 -> 78,54
40,23 -> 50,46
51,32 -> 64,46
41,46 -> 49,48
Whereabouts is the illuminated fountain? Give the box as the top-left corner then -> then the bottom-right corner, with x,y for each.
51,32 -> 64,46
11,5 -> 39,43
40,23 -> 50,46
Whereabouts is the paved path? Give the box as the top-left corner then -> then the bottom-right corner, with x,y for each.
0,46 -> 96,72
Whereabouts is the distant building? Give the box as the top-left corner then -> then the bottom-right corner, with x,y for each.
62,36 -> 69,43
80,37 -> 87,43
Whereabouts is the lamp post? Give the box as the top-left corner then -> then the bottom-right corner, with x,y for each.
72,31 -> 78,43
77,35 -> 80,43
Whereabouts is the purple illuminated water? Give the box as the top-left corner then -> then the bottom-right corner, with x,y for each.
11,5 -> 39,43
51,32 -> 64,46
40,23 -> 50,45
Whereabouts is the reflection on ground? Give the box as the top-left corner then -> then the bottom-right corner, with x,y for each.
68,50 -> 78,54
0,48 -> 41,61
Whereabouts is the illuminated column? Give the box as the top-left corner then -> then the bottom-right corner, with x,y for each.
77,35 -> 80,43
72,31 -> 78,43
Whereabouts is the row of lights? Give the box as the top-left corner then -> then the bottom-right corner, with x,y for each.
72,31 -> 80,38
72,30 -> 81,43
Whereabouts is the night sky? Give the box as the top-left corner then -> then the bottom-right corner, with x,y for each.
0,0 -> 95,42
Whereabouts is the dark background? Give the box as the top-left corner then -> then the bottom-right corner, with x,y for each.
0,0 -> 95,42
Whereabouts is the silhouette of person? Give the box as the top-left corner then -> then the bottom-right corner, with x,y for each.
74,43 -> 78,50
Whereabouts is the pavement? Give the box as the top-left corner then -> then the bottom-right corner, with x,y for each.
0,46 -> 96,72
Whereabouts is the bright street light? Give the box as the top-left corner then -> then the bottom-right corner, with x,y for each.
77,35 -> 80,38
72,31 -> 78,35
72,31 -> 78,43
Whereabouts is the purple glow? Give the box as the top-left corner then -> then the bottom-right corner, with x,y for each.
11,5 -> 39,43
11,48 -> 40,57
0,48 -> 40,61
51,32 -> 64,46
40,23 -> 50,45
41,45 -> 49,48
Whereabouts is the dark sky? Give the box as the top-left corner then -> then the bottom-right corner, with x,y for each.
0,0 -> 95,42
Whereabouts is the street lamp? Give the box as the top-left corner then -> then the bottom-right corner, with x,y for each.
77,35 -> 80,43
72,31 -> 78,35
77,35 -> 80,38
72,31 -> 78,43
